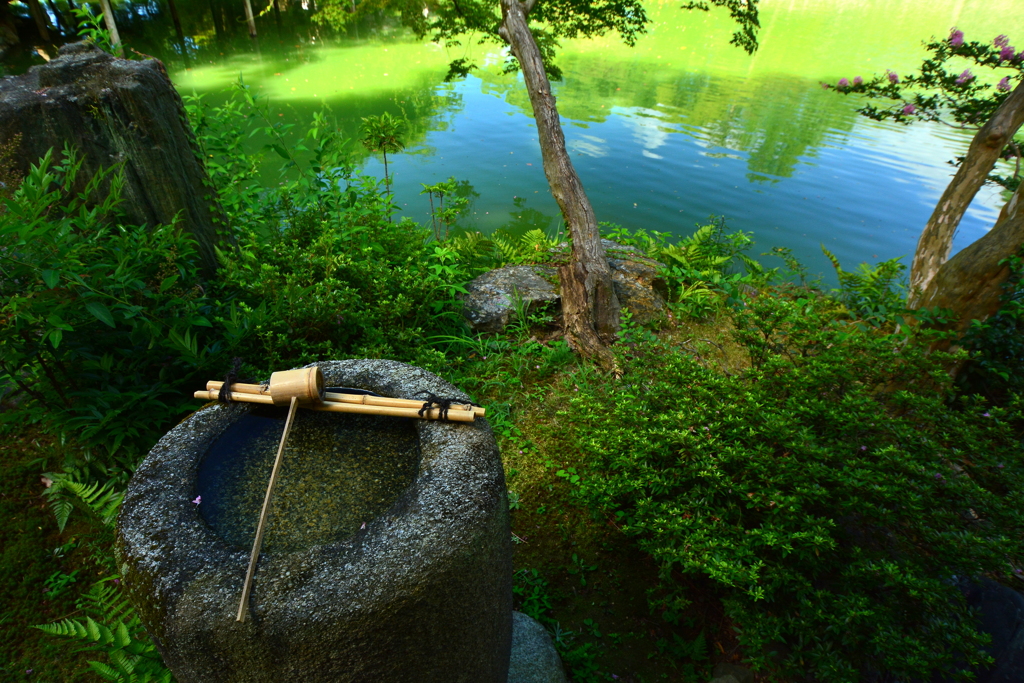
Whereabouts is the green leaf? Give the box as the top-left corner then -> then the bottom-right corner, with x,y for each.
190,316 -> 212,327
47,313 -> 73,332
158,274 -> 180,293
271,144 -> 290,160
48,328 -> 63,349
85,301 -> 116,328
41,269 -> 61,288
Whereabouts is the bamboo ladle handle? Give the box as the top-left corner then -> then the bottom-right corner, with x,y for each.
237,395 -> 298,623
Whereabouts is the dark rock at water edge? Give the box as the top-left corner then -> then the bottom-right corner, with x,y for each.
931,578 -> 1024,683
0,41 -> 223,274
508,611 -> 567,683
115,359 -> 513,683
462,240 -> 669,334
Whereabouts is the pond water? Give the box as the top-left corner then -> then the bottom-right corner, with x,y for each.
6,0 -> 1020,279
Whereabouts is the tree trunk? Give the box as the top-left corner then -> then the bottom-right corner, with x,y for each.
98,0 -> 123,56
208,0 -> 224,40
498,0 -> 619,365
25,0 -> 52,42
167,0 -> 185,41
908,79 -> 1024,307
243,0 -> 258,37
0,42 -> 227,276
915,182 -> 1024,342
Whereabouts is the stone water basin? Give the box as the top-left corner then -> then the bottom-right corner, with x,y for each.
115,359 -> 512,683
196,407 -> 420,553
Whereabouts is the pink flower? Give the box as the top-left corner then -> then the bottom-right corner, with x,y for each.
853,76 -> 863,85
192,495 -> 201,505
887,70 -> 899,83
902,103 -> 916,115
949,27 -> 964,47
997,77 -> 1011,92
837,78 -> 850,88
994,35 -> 1009,48
1000,45 -> 1016,61
956,69 -> 974,84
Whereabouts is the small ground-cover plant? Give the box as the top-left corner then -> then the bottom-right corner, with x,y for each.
551,289 -> 1024,682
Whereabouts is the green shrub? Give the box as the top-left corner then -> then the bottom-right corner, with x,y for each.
554,290 -> 1024,682
188,83 -> 467,373
0,146 -> 231,462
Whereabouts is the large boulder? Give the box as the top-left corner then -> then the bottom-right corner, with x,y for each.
462,240 -> 668,334
0,41 -> 223,274
116,359 -> 513,683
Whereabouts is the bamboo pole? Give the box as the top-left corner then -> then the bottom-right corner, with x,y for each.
237,396 -> 298,622
206,380 -> 485,417
194,390 -> 475,422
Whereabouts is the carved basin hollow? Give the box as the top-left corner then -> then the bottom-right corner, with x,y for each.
116,360 -> 512,683
196,408 -> 420,553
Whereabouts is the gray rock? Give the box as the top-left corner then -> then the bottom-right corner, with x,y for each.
508,611 -> 567,683
712,663 -> 754,683
116,359 -> 512,683
606,243 -> 669,326
462,240 -> 668,334
709,676 -> 740,683
462,265 -> 559,333
0,41 -> 223,274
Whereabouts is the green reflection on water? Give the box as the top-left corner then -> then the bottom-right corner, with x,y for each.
5,0 -> 1015,271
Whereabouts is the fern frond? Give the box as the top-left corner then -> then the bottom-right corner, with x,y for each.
43,472 -> 124,530
34,618 -> 89,639
739,254 -> 764,275
51,497 -> 74,533
78,578 -> 134,624
87,659 -> 123,681
821,244 -> 843,273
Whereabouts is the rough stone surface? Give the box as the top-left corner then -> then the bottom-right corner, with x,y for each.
712,663 -> 753,683
116,359 -> 513,683
462,265 -> 560,333
0,41 -> 223,273
462,240 -> 668,333
604,239 -> 670,325
708,676 -> 740,683
507,611 -> 567,683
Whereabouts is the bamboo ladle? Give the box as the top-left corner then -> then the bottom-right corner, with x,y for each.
234,366 -> 324,622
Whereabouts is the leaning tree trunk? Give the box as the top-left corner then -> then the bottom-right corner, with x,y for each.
908,79 -> 1024,307
0,42 -> 227,275
498,0 -> 620,365
915,182 -> 1024,346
